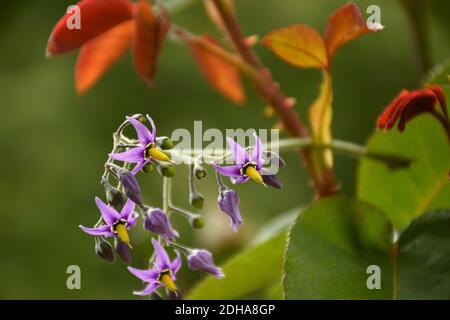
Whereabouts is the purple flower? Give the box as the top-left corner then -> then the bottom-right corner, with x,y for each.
187,249 -> 224,278
143,207 -> 179,242
218,189 -> 243,232
115,238 -> 132,264
212,133 -> 268,185
128,239 -> 181,296
110,115 -> 170,175
80,197 -> 138,247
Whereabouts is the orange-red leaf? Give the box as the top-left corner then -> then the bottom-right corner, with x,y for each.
46,0 -> 133,56
262,25 -> 328,69
324,3 -> 371,60
75,20 -> 133,95
189,35 -> 245,105
133,0 -> 170,86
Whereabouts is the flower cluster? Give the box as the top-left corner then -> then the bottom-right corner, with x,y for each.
79,114 -> 284,298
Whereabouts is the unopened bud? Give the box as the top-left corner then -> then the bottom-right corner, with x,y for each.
95,238 -> 115,263
191,215 -> 205,229
157,163 -> 176,177
194,164 -> 207,180
117,168 -> 143,205
159,137 -> 175,150
142,162 -> 155,173
105,182 -> 126,209
190,192 -> 204,210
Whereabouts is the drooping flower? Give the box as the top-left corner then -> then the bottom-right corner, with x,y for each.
46,0 -> 169,94
110,115 -> 170,174
213,133 -> 281,186
187,249 -> 224,278
143,207 -> 179,242
80,197 -> 138,247
114,166 -> 143,205
218,189 -> 243,232
115,238 -> 132,264
128,239 -> 181,296
377,85 -> 448,132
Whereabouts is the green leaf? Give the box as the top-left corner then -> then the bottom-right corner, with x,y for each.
396,208 -> 450,299
284,197 -> 450,299
358,116 -> 450,230
284,197 -> 393,299
187,231 -> 287,300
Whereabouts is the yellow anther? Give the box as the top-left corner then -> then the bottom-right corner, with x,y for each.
148,147 -> 170,162
245,166 -> 264,185
115,223 -> 131,247
160,274 -> 177,292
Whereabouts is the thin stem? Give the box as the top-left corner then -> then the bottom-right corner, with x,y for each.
163,177 -> 171,213
215,171 -> 228,193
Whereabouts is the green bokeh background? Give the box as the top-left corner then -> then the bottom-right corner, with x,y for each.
0,0 -> 448,299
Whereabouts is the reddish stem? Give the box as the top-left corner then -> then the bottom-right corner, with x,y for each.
211,0 -> 339,198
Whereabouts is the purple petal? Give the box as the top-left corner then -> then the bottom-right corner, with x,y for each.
146,115 -> 157,142
251,133 -> 263,170
187,250 -> 224,278
231,176 -> 249,184
171,251 -> 182,275
131,159 -> 150,175
127,211 -> 139,228
152,238 -> 171,270
133,282 -> 160,296
110,147 -> 145,163
262,174 -> 283,189
212,164 -> 241,177
144,209 -> 179,242
95,197 -> 120,225
127,266 -> 159,282
126,116 -> 153,146
226,137 -> 248,165
79,225 -> 113,237
120,198 -> 136,219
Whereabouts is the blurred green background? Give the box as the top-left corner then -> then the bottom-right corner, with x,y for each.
0,0 -> 448,299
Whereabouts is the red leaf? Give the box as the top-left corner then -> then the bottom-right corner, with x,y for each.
189,35 -> 245,105
133,0 -> 170,86
324,3 -> 372,60
46,0 -> 133,56
75,20 -> 134,95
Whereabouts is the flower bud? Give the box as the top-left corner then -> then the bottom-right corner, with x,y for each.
194,164 -> 207,180
262,174 -> 283,189
218,189 -> 243,232
143,207 -> 179,242
190,192 -> 204,210
187,249 -> 224,278
95,238 -> 115,263
158,137 -> 175,150
191,216 -> 205,229
117,168 -> 143,205
142,162 -> 155,173
157,163 -> 176,177
114,238 -> 131,264
105,183 -> 126,209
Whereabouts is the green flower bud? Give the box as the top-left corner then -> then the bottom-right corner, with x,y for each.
190,192 -> 204,210
95,238 -> 115,263
142,162 -> 155,173
159,137 -> 175,150
157,163 -> 176,177
191,215 -> 205,229
194,164 -> 207,180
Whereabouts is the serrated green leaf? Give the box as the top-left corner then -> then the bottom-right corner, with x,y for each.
358,116 -> 450,230
284,197 -> 393,299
